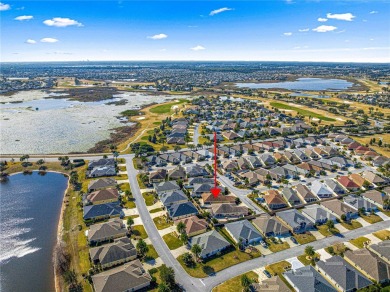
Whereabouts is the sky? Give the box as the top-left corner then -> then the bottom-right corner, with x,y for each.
1,0 -> 389,62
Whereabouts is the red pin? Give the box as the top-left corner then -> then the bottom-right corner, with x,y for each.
210,131 -> 221,198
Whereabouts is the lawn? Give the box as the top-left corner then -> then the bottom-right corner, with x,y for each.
119,183 -> 130,193
350,237 -> 370,249
136,174 -> 147,188
118,165 -> 127,172
112,173 -> 128,181
145,244 -> 159,261
162,232 -> 183,250
340,220 -> 363,230
265,261 -> 291,276
153,215 -> 173,230
143,192 -> 156,206
270,102 -> 336,122
265,238 -> 290,253
2,160 -> 73,175
132,225 -> 148,239
150,207 -> 163,213
213,271 -> 258,292
360,214 -> 383,224
297,253 -> 320,266
373,229 -> 390,241
325,243 -> 348,256
123,197 -> 136,209
149,100 -> 186,114
317,225 -> 340,237
177,247 -> 261,278
293,232 -> 316,245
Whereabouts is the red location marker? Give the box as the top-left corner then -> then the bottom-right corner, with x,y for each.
211,131 -> 221,198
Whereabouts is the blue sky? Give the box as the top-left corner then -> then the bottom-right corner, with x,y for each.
1,1 -> 389,62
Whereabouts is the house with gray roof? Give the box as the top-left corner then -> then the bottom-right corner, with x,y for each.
224,219 -> 262,246
92,259 -> 151,292
192,183 -> 214,197
89,237 -> 137,269
281,188 -> 302,206
276,209 -> 314,234
186,164 -> 210,178
252,276 -> 291,292
301,205 -> 337,225
160,190 -> 188,207
187,177 -> 214,186
245,156 -> 262,169
310,181 -> 334,199
343,195 -> 377,212
316,256 -> 372,291
252,214 -> 290,237
88,178 -> 117,192
295,184 -> 318,203
362,190 -> 389,209
154,181 -> 180,194
88,158 -> 115,170
168,165 -> 186,180
86,165 -> 117,178
83,202 -> 124,221
368,240 -> 390,265
321,199 -> 358,220
88,219 -> 128,244
324,179 -> 346,195
190,230 -> 231,259
284,265 -> 336,292
259,153 -> 276,167
167,201 -> 198,220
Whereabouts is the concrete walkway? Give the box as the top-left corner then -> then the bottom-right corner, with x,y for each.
356,217 -> 371,227
286,257 -> 305,270
316,248 -> 332,260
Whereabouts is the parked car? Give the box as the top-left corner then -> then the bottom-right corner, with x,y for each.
290,236 -> 298,244
263,270 -> 271,278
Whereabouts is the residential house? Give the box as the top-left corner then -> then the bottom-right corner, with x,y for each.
284,265 -> 337,292
236,157 -> 251,170
343,195 -> 377,212
160,190 -> 188,207
344,249 -> 390,283
201,193 -> 236,206
186,164 -> 209,178
222,130 -> 239,140
92,259 -> 152,292
251,214 -> 290,237
310,181 -> 333,199
281,188 -> 302,206
154,181 -> 180,194
361,171 -> 386,186
224,219 -> 263,246
88,219 -> 127,244
293,149 -> 310,162
321,199 -> 358,220
276,209 -> 314,234
368,241 -> 390,265
362,190 -> 389,209
88,158 -> 115,170
244,156 -> 262,169
190,230 -> 231,259
259,153 -> 276,167
210,203 -> 249,219
251,276 -> 291,292
149,169 -> 167,183
301,205 -> 337,225
168,166 -> 186,181
337,176 -> 360,192
324,179 -> 346,195
295,184 -> 318,203
284,151 -> 301,164
167,201 -> 198,220
187,177 -> 214,186
316,256 -> 372,292
265,190 -> 288,210
174,216 -> 208,237
305,148 -> 321,160
86,166 -> 117,178
88,178 -> 117,192
349,173 -> 369,189
89,237 -> 137,269
221,160 -> 238,172
84,188 -> 120,205
193,183 -> 218,197
83,202 -> 124,221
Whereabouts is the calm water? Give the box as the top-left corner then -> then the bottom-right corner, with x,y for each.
235,77 -> 354,91
0,172 -> 68,292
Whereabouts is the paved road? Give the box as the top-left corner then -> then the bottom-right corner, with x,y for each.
193,124 -> 200,146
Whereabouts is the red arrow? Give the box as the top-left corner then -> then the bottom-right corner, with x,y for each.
210,131 -> 221,198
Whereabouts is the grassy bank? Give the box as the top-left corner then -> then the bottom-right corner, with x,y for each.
270,102 -> 336,122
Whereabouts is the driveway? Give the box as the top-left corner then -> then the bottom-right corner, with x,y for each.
316,248 -> 332,260
365,233 -> 382,244
286,257 -> 305,270
284,237 -> 299,247
311,230 -> 325,240
356,217 -> 371,227
376,211 -> 389,221
193,124 -> 200,145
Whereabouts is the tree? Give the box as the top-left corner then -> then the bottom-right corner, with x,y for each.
174,145 -> 181,152
158,282 -> 170,292
176,222 -> 186,234
126,217 -> 134,229
160,146 -> 168,153
159,264 -> 175,288
191,244 -> 202,260
341,214 -> 347,222
326,220 -> 334,231
235,197 -> 241,205
305,245 -> 315,257
182,252 -> 194,267
180,232 -> 188,244
136,239 -> 149,258
327,246 -> 334,255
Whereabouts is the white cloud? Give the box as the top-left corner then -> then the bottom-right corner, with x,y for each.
43,17 -> 83,27
209,7 -> 233,16
191,45 -> 205,51
0,2 -> 10,10
41,38 -> 59,43
283,32 -> 292,36
369,11 -> 378,14
326,13 -> 355,21
147,33 -> 168,40
25,39 -> 36,44
318,18 -> 328,22
15,15 -> 33,21
298,28 -> 309,32
312,25 -> 337,32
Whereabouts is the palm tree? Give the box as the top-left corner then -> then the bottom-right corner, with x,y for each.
305,245 -> 315,257
191,244 -> 202,261
126,217 -> 134,230
136,239 -> 149,258
326,220 -> 334,231
176,222 -> 186,234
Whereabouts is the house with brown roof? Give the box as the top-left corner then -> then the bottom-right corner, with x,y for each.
222,130 -> 239,140
168,166 -> 186,180
295,184 -> 318,203
221,160 -> 238,172
362,190 -> 389,209
84,188 -> 120,205
201,193 -> 236,206
210,203 -> 249,219
354,146 -> 371,155
297,162 -> 322,176
264,190 -> 288,210
149,169 -> 167,183
361,171 -> 386,186
321,199 -> 358,220
252,214 -> 290,237
347,141 -> 361,150
337,176 -> 360,192
174,216 -> 208,237
252,276 -> 291,292
349,173 -> 369,188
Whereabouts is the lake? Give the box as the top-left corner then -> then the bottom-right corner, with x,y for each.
0,172 -> 68,292
235,78 -> 354,91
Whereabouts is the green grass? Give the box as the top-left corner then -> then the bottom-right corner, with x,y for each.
177,247 -> 261,278
153,121 -> 162,125
325,243 -> 348,256
136,174 -> 147,188
123,197 -> 136,209
350,237 -> 370,248
150,207 -> 164,213
143,192 -> 156,206
119,183 -> 130,193
340,220 -> 363,230
317,225 -> 340,237
270,102 -> 336,122
293,232 -> 316,245
297,253 -> 320,266
360,214 -> 383,224
213,271 -> 258,292
118,165 -> 127,172
265,238 -> 290,253
162,232 -> 184,250
149,100 -> 186,114
373,229 -> 390,240
145,244 -> 159,261
153,215 -> 173,230
132,225 -> 148,239
265,261 -> 291,276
